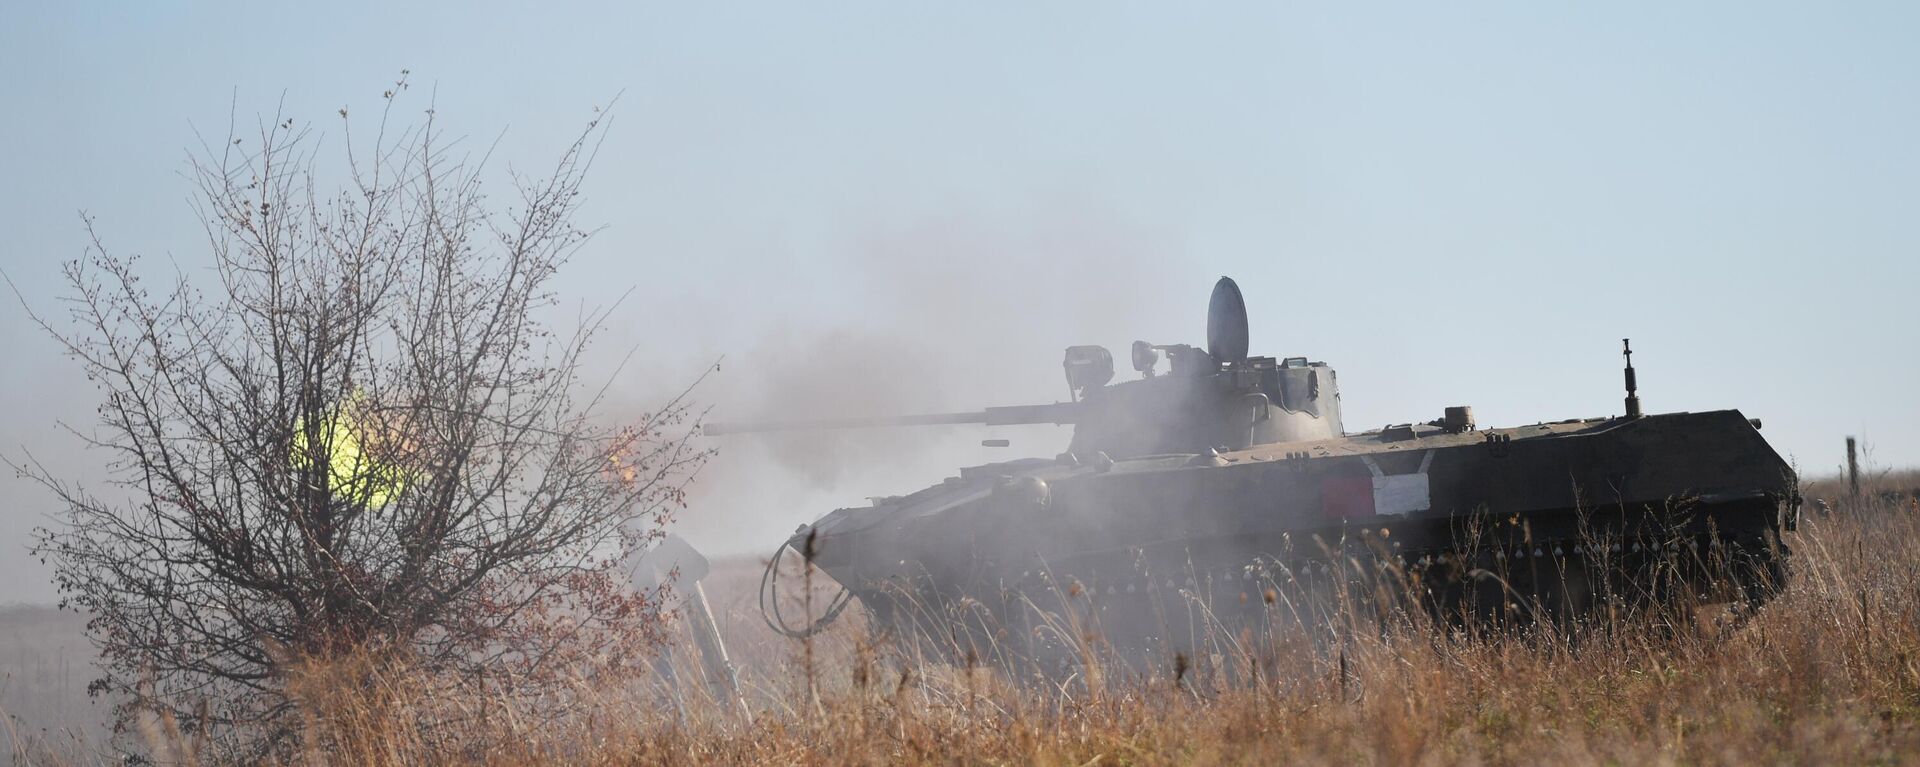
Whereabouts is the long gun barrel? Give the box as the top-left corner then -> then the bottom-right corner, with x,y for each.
703,403 -> 1077,436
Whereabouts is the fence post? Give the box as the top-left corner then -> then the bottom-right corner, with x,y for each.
1847,436 -> 1860,501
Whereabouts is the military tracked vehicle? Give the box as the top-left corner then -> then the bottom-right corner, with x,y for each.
711,278 -> 1798,666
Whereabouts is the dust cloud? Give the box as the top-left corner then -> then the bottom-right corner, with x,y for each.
651,211 -> 1187,560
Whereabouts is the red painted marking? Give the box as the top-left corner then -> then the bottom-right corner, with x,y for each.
1321,475 -> 1374,521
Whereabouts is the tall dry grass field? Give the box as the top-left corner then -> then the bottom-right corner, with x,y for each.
0,606 -> 107,767
10,471 -> 1920,765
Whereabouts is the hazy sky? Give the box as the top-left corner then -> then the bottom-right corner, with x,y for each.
2,3 -> 1916,605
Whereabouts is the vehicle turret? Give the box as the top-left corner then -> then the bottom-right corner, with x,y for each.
702,277 -> 1344,459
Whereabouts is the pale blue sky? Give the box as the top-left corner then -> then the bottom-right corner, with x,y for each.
2,3 -> 1916,603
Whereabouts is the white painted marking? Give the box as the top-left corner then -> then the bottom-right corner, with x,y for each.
1362,451 -> 1434,517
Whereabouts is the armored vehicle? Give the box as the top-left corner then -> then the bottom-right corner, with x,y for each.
712,278 -> 1798,665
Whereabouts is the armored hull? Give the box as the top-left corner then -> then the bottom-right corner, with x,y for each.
794,410 -> 1790,657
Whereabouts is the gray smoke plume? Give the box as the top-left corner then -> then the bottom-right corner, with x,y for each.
654,209 -> 1186,557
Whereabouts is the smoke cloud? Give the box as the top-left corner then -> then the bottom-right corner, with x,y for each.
647,208 -> 1188,558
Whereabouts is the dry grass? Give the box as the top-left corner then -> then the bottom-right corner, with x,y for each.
12,471 -> 1920,765
0,606 -> 105,767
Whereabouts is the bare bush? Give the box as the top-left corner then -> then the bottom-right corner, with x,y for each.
10,78 -> 706,757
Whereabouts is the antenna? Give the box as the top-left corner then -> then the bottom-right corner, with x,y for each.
1622,338 -> 1642,419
